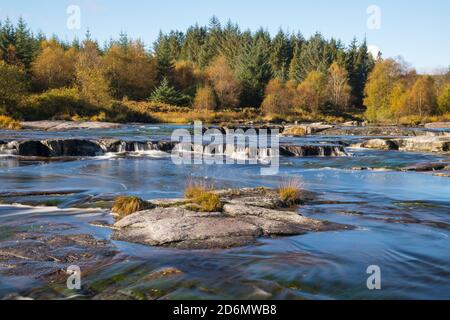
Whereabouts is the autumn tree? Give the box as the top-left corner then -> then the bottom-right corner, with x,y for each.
261,78 -> 295,116
31,40 -> 77,90
364,59 -> 404,122
388,80 -> 409,117
75,40 -> 112,107
193,85 -> 217,111
437,83 -> 450,114
327,62 -> 351,111
104,41 -> 158,100
297,71 -> 328,114
206,55 -> 241,108
407,76 -> 437,117
171,60 -> 203,98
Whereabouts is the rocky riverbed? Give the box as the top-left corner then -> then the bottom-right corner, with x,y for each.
1,122 -> 450,299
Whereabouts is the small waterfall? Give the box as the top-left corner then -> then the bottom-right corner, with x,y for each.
0,142 -> 17,155
117,141 -> 127,153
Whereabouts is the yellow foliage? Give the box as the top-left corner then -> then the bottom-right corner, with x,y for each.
193,86 -> 217,111
184,181 -> 222,212
0,115 -> 22,130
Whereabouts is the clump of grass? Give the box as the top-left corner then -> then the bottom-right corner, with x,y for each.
283,126 -> 307,136
278,178 -> 303,207
0,115 -> 21,130
112,196 -> 147,218
184,180 -> 222,212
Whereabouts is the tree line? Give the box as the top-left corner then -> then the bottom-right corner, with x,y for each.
0,16 -> 449,123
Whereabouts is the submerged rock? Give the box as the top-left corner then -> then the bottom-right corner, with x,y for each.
0,232 -> 116,282
112,189 -> 351,249
402,162 -> 448,172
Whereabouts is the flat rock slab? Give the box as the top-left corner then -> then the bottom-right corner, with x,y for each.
352,136 -> 450,153
20,121 -> 122,131
112,197 -> 351,249
424,122 -> 450,129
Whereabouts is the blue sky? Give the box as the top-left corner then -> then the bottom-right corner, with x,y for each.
0,0 -> 448,72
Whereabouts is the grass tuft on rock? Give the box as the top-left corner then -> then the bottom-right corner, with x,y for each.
0,115 -> 21,130
283,126 -> 307,137
185,180 -> 222,212
279,178 -> 303,207
112,196 -> 147,217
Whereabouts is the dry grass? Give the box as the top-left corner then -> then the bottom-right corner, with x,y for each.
184,180 -> 222,212
112,196 -> 147,218
0,115 -> 22,130
278,178 -> 303,207
283,126 -> 307,136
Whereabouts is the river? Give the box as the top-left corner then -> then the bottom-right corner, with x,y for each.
0,124 -> 449,299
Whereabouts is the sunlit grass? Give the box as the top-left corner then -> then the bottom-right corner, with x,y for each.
185,180 -> 222,212
278,178 -> 303,207
112,196 -> 147,218
0,115 -> 21,130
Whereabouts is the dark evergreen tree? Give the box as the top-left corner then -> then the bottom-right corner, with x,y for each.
14,17 -> 35,69
153,31 -> 175,80
269,30 -> 292,80
0,18 -> 16,62
149,77 -> 188,105
235,38 -> 272,107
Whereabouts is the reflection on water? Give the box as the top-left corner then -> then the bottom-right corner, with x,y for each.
0,125 -> 449,299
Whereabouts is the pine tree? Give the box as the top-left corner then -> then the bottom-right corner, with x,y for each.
14,17 -> 34,69
269,30 -> 292,80
0,18 -> 16,62
149,78 -> 187,106
154,31 -> 175,80
235,39 -> 272,107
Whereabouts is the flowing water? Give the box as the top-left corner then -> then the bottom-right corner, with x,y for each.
0,124 -> 449,299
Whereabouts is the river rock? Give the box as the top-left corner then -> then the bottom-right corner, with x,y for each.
352,139 -> 399,150
424,122 -> 450,129
43,139 -> 104,157
402,162 -> 448,172
112,189 -> 350,249
395,136 -> 450,153
317,126 -> 422,137
282,123 -> 334,136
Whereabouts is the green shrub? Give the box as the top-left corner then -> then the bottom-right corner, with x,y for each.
23,87 -> 97,120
